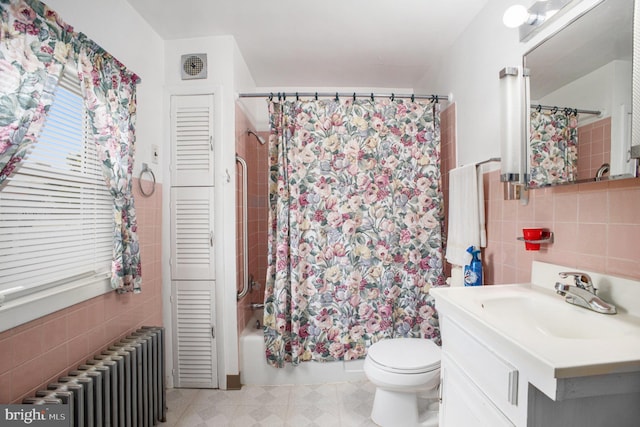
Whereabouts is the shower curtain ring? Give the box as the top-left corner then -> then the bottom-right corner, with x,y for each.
371,93 -> 374,101
335,92 -> 339,101
315,92 -> 318,100
537,104 -> 542,112
391,93 -> 395,101
552,106 -> 558,114
411,94 -> 415,102
353,92 -> 356,101
296,92 -> 299,101
283,92 -> 287,100
269,92 -> 273,101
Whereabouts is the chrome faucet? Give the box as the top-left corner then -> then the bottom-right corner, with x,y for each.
554,272 -> 617,314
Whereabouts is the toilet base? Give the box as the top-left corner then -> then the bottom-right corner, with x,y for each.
371,389 -> 439,427
372,388 -> 418,427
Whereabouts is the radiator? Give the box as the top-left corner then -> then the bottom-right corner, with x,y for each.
23,326 -> 166,427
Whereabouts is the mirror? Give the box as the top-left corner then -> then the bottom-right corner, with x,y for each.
523,0 -> 638,188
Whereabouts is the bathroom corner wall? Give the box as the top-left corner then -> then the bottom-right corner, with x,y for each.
0,178 -> 163,403
235,105 -> 269,337
440,103 -> 457,278
577,117 -> 612,179
483,172 -> 640,284
441,106 -> 639,286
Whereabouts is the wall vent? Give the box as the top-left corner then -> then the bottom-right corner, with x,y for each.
181,53 -> 208,80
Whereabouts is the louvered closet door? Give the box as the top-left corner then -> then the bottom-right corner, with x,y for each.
170,186 -> 215,280
171,94 -> 215,187
170,94 -> 217,389
172,280 -> 218,388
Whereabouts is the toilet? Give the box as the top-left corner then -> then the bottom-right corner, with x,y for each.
364,337 -> 441,427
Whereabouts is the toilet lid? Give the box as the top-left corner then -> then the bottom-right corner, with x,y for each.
368,338 -> 441,374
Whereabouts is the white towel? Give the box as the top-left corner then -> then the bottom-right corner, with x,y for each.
446,164 -> 486,268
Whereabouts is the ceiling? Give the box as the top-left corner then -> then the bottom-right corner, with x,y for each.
126,0 -> 488,89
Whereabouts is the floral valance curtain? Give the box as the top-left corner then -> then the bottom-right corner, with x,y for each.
0,0 -> 142,293
529,109 -> 579,187
0,0 -> 75,183
264,99 -> 444,368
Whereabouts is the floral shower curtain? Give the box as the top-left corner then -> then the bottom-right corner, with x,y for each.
0,0 -> 142,293
264,98 -> 444,368
529,109 -> 579,187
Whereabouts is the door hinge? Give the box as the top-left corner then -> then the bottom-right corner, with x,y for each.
210,231 -> 214,247
209,135 -> 213,151
211,326 -> 216,339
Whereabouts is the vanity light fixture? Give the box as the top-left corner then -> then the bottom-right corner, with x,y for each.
499,66 -> 525,183
503,0 -> 573,41
499,66 -> 529,202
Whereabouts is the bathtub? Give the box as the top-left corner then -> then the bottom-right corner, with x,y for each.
239,310 -> 366,385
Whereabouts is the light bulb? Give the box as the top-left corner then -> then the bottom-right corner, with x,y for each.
503,4 -> 529,28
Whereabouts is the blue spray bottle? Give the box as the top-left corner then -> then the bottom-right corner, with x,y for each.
464,246 -> 483,286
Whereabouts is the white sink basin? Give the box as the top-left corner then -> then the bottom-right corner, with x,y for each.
477,292 -> 640,340
436,284 -> 640,342
430,262 -> 640,384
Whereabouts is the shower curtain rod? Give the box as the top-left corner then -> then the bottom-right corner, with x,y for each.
531,104 -> 601,116
238,92 -> 449,102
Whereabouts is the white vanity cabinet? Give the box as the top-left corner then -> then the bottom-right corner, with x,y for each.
440,353 -> 515,426
438,314 -> 524,427
436,301 -> 640,427
432,262 -> 640,427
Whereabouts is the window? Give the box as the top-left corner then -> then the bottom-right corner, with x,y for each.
0,66 -> 112,327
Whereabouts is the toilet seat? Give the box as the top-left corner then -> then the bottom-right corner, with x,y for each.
367,338 -> 441,374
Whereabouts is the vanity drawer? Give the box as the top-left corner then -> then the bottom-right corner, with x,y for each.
441,354 -> 515,427
442,316 -> 519,412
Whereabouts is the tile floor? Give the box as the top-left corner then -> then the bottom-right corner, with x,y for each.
164,380 -> 439,426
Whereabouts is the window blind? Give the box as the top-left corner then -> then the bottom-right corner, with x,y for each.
0,68 -> 112,298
